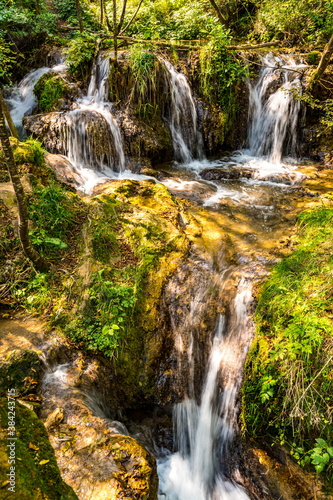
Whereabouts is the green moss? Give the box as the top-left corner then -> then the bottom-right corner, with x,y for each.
307,50 -> 321,65
0,350 -> 42,398
242,201 -> 333,482
0,398 -> 78,499
64,181 -> 189,366
34,73 -> 69,112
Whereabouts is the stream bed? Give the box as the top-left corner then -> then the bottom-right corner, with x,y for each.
5,50 -> 333,500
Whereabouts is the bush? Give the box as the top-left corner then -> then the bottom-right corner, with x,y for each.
243,203 -> 333,482
28,183 -> 84,256
66,269 -> 136,358
34,74 -> 69,112
65,33 -> 97,80
199,27 -> 248,107
124,0 -> 216,40
253,0 -> 333,46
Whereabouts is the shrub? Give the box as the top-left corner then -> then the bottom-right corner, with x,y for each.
253,0 -> 333,45
34,74 -> 69,112
65,33 -> 97,80
243,203 -> 333,482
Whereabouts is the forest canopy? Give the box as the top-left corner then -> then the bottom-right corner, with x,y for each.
0,0 -> 332,83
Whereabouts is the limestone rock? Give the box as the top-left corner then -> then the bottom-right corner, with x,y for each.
45,154 -> 85,188
0,398 -> 78,499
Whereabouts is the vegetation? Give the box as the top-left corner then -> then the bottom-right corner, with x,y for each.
0,399 -> 78,499
243,200 -> 333,481
33,74 -> 69,112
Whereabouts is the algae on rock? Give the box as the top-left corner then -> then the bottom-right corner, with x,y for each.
0,398 -> 78,499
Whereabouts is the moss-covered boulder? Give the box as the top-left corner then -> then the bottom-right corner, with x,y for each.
33,72 -> 74,112
0,398 -> 78,499
0,350 -> 42,398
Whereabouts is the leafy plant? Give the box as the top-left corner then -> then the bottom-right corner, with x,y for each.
243,202 -> 333,483
0,32 -> 16,81
309,438 -> 333,474
24,139 -> 47,167
66,269 -> 136,357
127,47 -> 159,117
29,183 -> 75,239
34,74 -> 68,112
65,33 -> 97,80
253,0 -> 333,45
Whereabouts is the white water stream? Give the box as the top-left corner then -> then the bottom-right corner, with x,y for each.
61,56 -> 126,175
11,52 -> 310,499
163,59 -> 204,163
158,280 -> 253,500
156,54 -> 307,499
6,62 -> 67,135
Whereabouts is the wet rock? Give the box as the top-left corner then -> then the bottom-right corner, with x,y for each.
23,111 -> 119,169
44,407 -> 64,430
41,356 -> 158,500
0,398 -> 78,499
200,166 -> 303,185
45,154 -> 85,188
0,349 -> 42,398
119,112 -> 173,165
200,167 -> 252,181
240,444 -> 332,500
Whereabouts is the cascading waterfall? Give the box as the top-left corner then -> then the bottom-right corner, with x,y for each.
248,53 -> 306,163
62,56 -> 125,175
157,54 -> 308,499
6,62 -> 66,136
163,60 -> 204,163
158,278 -> 253,500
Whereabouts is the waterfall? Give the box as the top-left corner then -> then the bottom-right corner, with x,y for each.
158,278 -> 253,500
6,63 -> 66,136
163,60 -> 204,164
248,53 -> 306,164
62,56 -> 125,175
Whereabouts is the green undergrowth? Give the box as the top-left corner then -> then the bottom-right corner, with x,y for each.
33,73 -> 70,112
243,199 -> 333,482
63,181 -> 189,360
0,399 -> 78,499
199,28 -> 248,142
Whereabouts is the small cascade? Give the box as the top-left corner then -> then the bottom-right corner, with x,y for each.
158,277 -> 253,500
62,56 -> 125,176
163,60 -> 204,163
6,63 -> 66,136
248,53 -> 306,163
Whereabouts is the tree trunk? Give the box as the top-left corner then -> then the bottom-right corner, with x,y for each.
207,0 -> 228,29
0,92 -> 19,139
100,0 -> 104,26
308,34 -> 333,93
112,0 -> 118,63
75,0 -> 84,32
0,103 -> 50,272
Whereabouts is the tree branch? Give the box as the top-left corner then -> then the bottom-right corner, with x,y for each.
207,0 -> 228,29
118,0 -> 127,32
119,0 -> 143,36
307,34 -> 333,93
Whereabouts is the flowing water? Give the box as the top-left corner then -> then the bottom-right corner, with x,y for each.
60,56 -> 126,181
6,62 -> 67,137
19,53 -> 328,499
155,54 -> 311,499
163,59 -> 204,163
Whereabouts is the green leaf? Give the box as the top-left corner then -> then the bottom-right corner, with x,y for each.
316,438 -> 327,448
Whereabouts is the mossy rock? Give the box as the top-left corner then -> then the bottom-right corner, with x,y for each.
0,350 -> 42,398
0,398 -> 78,499
0,138 -> 56,185
109,434 -> 158,498
34,73 -> 70,112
